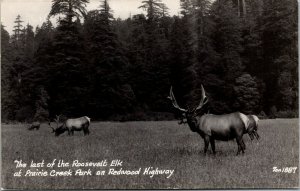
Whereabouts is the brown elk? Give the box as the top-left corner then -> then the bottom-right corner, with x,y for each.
168,85 -> 256,155
49,115 -> 91,136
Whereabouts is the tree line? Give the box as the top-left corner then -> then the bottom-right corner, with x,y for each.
1,0 -> 298,122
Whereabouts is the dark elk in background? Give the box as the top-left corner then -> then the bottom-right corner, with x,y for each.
168,85 -> 259,155
27,122 -> 40,130
49,115 -> 91,136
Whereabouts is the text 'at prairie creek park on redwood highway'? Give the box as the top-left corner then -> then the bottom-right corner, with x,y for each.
13,159 -> 175,179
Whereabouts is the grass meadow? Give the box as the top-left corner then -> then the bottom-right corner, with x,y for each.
1,119 -> 299,189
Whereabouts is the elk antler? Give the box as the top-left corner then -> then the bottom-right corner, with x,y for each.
194,85 -> 209,112
168,86 -> 187,112
54,115 -> 61,128
48,120 -> 55,132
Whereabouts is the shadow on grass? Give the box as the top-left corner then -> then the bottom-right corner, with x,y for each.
172,143 -> 247,157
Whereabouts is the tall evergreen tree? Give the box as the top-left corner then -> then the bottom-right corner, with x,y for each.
6,17 -> 37,121
240,0 -> 263,77
139,0 -> 165,21
260,0 -> 298,113
191,0 -> 220,108
169,15 -> 197,109
30,20 -> 55,89
1,25 -> 17,121
46,0 -> 89,116
12,15 -> 23,47
209,0 -> 244,113
126,14 -> 148,107
48,0 -> 89,23
84,0 -> 136,119
24,24 -> 35,59
129,0 -> 171,111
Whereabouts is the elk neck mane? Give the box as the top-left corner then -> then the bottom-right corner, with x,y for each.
84,116 -> 91,123
251,115 -> 259,126
238,113 -> 250,130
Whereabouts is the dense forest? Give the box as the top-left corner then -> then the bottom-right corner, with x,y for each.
1,0 -> 298,122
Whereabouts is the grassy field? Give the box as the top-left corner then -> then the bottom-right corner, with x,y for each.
1,119 -> 299,189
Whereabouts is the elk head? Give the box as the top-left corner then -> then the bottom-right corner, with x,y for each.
168,85 -> 208,132
48,115 -> 66,136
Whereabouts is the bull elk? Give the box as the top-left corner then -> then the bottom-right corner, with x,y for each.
168,85 -> 258,155
49,115 -> 91,136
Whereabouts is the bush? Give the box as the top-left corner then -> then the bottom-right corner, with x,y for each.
257,111 -> 268,119
269,106 -> 278,119
275,110 -> 298,118
234,74 -> 261,114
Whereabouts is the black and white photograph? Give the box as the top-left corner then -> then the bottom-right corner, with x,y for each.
1,0 -> 299,189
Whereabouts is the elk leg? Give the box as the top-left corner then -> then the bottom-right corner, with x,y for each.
85,124 -> 90,135
254,131 -> 260,140
241,138 -> 245,153
236,137 -> 244,155
241,139 -> 246,150
83,126 -> 86,135
204,136 -> 210,154
236,138 -> 240,155
236,146 -> 241,155
210,137 -> 216,154
83,124 -> 89,135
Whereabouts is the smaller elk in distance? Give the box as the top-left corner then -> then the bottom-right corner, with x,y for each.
49,115 -> 91,136
168,85 -> 258,155
28,122 -> 40,130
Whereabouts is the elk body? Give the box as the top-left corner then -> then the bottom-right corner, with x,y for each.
49,116 -> 91,136
28,122 -> 40,130
169,86 -> 259,155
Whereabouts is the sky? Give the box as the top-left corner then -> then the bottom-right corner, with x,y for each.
1,0 -> 181,35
